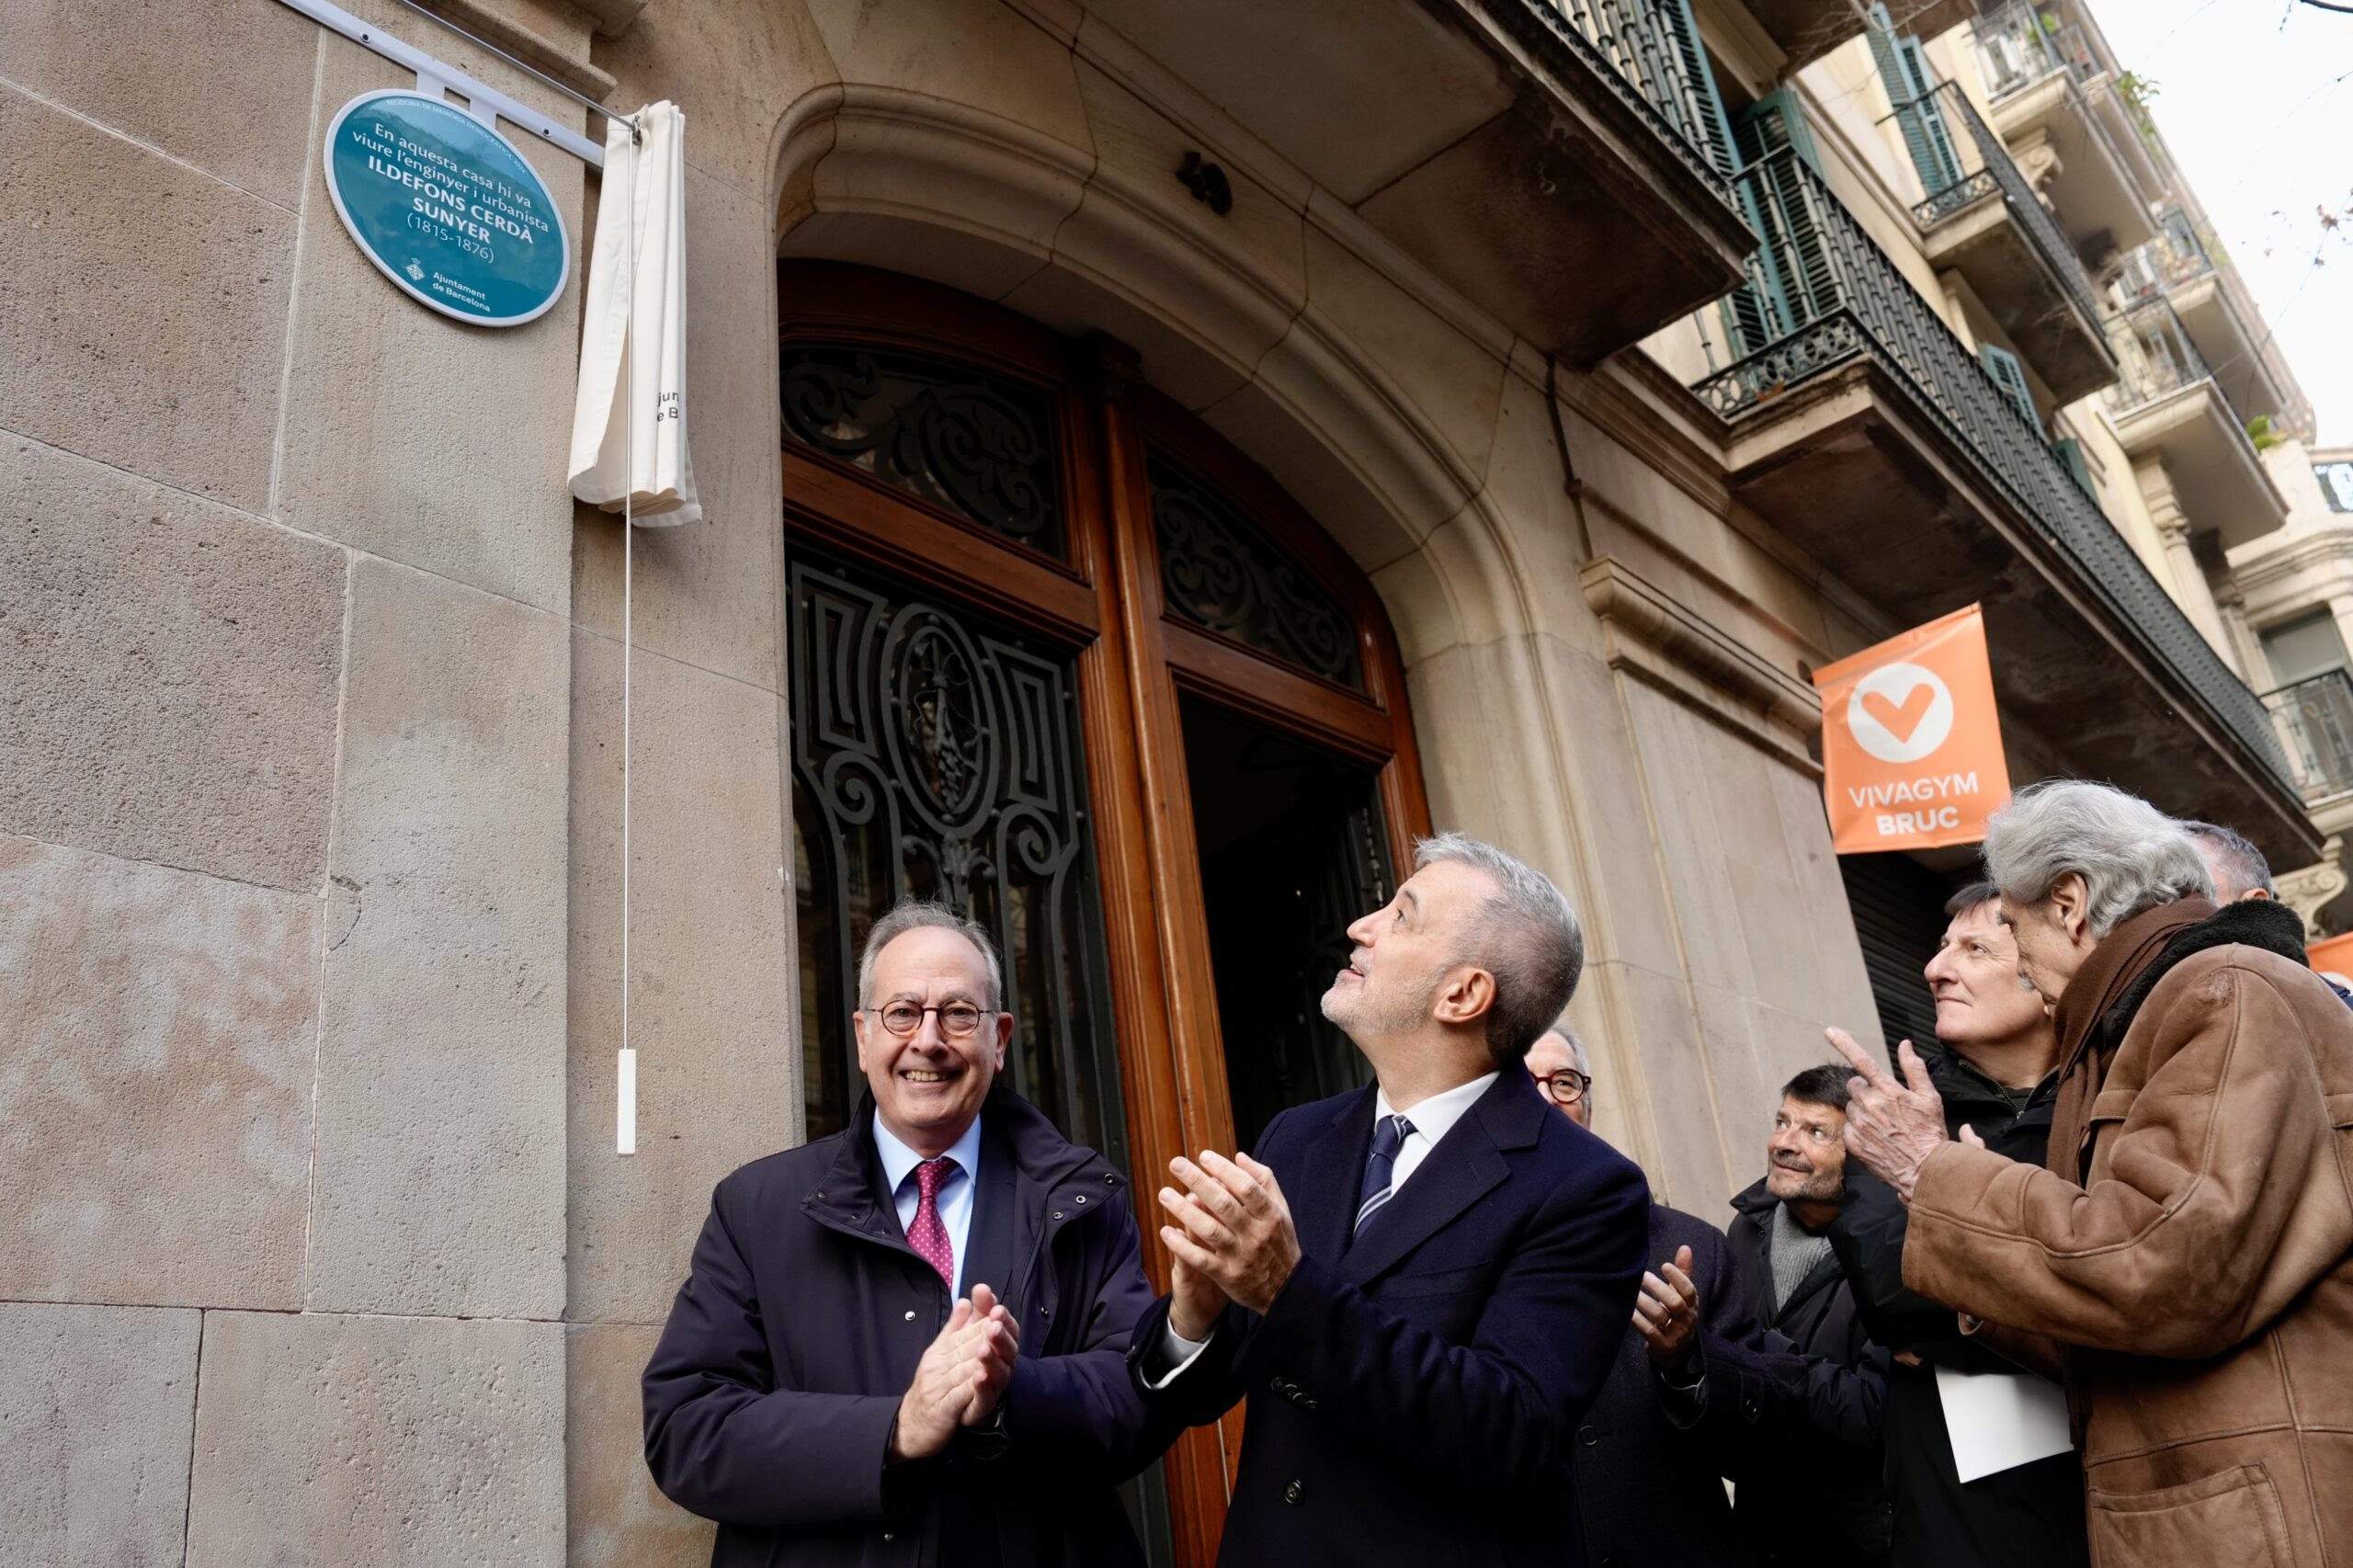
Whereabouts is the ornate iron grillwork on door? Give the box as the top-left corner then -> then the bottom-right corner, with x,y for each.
789,548 -> 1120,1156
1146,453 -> 1365,691
781,343 -> 1066,558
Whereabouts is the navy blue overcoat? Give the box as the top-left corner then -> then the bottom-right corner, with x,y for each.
643,1086 -> 1177,1568
1131,1069 -> 1649,1568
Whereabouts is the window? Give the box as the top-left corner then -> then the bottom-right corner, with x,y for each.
1978,343 -> 2039,433
2261,610 -> 2351,687
1867,5 -> 1964,199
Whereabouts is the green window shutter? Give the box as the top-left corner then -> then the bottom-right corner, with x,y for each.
1867,6 -> 1965,198
1721,90 -> 1836,358
1660,0 -> 1738,178
2051,436 -> 2096,499
1979,342 -> 2039,430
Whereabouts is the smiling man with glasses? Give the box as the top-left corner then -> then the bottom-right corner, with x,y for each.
643,899 -> 1179,1568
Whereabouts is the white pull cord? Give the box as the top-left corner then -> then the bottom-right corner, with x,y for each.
616,110 -> 640,1157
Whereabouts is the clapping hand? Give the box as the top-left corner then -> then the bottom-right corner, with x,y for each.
1826,1028 -> 1955,1204
1157,1150 -> 1302,1316
891,1286 -> 1020,1460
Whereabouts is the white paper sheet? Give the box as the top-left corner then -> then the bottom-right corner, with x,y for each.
1935,1365 -> 2074,1483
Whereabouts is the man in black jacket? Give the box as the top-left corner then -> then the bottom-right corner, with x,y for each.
1825,883 -> 2088,1568
642,900 -> 1176,1568
1529,1025 -> 1798,1568
1726,1065 -> 1890,1565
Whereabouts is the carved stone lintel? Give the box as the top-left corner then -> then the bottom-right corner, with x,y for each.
1578,555 -> 1822,771
2278,835 -> 2347,937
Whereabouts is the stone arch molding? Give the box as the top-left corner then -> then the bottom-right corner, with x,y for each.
765,80 -> 1543,663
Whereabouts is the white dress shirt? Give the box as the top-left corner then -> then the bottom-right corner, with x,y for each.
1374,1071 -> 1498,1193
873,1112 -> 986,1297
1153,1072 -> 1502,1377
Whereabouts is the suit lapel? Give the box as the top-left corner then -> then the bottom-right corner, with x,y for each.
1340,1075 -> 1532,1286
961,1120 -> 1019,1303
1293,1088 -> 1377,1271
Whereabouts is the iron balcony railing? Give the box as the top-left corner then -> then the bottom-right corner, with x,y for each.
1492,0 -> 1738,194
1694,147 -> 2292,788
2104,297 -> 2245,424
2265,670 -> 2353,801
1976,1 -> 2099,100
2111,211 -> 2215,306
1904,80 -> 2106,339
2108,213 -> 2315,441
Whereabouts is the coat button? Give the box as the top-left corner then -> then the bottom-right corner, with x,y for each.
1578,1425 -> 1598,1447
1074,1194 -> 1088,1205
1104,1173 -> 1119,1186
1051,1210 -> 1064,1221
1282,1480 -> 1304,1505
882,1532 -> 894,1542
904,1311 -> 916,1322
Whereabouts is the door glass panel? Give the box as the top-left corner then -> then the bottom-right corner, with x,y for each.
789,546 -> 1120,1159
1180,697 -> 1392,1153
1146,452 -> 1366,692
780,343 -> 1066,559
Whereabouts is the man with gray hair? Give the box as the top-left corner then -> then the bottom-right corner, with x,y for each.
1830,779 -> 2353,1568
1134,832 -> 1648,1567
644,899 -> 1177,1568
2181,818 -> 2277,903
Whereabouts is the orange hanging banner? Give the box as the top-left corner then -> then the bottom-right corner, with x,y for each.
2307,931 -> 2353,983
1813,605 -> 2011,853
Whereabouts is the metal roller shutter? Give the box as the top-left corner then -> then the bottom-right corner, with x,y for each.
1838,851 -> 1951,1056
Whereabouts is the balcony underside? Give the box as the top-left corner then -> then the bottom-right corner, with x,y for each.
1743,0 -> 1975,70
1989,73 -> 2155,257
2111,383 -> 2289,549
1718,360 -> 2320,867
1083,0 -> 1754,364
2166,273 -> 2293,428
1922,197 -> 2117,402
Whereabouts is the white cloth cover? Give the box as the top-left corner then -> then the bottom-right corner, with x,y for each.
569,101 -> 699,526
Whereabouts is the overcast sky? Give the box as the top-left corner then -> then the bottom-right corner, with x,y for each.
2086,0 -> 2353,446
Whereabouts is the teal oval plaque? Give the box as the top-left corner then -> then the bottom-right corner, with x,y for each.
323,89 -> 569,327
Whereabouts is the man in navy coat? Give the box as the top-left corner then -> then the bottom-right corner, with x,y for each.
642,901 -> 1176,1567
1131,832 -> 1650,1566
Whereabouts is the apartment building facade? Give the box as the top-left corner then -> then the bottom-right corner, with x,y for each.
0,0 -> 2324,1562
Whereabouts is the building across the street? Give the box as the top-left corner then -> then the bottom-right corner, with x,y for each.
0,0 -> 2327,1562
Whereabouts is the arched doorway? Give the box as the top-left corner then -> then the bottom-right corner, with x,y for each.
779,262 -> 1430,1561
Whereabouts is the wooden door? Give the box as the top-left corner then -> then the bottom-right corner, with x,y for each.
779,262 -> 1429,1565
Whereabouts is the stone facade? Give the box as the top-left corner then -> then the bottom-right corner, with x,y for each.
0,0 -> 2321,1562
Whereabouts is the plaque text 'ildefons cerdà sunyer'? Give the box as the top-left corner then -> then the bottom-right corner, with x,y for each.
324,89 -> 569,327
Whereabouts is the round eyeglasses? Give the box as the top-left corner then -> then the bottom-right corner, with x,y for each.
872,1002 -> 993,1039
1535,1068 -> 1591,1108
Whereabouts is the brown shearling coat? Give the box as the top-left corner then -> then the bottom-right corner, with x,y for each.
1901,901 -> 2353,1568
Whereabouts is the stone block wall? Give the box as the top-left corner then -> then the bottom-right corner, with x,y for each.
3,0 -> 1906,1560
1,1 -> 608,1561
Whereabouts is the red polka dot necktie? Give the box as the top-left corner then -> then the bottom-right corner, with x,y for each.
906,1156 -> 958,1292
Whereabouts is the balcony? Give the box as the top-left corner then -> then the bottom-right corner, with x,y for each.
1692,148 -> 2317,865
1974,2 -> 2155,259
2110,214 -> 2314,439
2267,670 -> 2353,805
2104,300 -> 2288,548
1084,0 -> 1755,364
1742,0 -> 1975,71
1906,81 -> 2116,401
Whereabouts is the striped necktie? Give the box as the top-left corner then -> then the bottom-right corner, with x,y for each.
1355,1114 -> 1416,1233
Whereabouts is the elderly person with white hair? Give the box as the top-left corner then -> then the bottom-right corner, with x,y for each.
1827,779 -> 2353,1568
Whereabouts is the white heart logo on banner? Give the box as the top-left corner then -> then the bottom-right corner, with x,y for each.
1846,661 -> 1956,765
